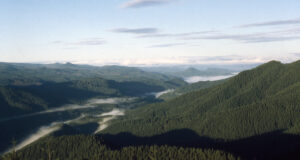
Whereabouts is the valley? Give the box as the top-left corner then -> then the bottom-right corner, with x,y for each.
2,1 -> 299,159
0,60 -> 299,160
0,97 -> 138,154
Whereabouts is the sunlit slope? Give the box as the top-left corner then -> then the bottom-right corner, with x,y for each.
104,60 -> 300,139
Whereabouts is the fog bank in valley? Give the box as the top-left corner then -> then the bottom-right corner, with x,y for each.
4,122 -> 61,154
0,98 -> 133,123
148,89 -> 175,98
94,109 -> 125,133
4,114 -> 88,154
184,73 -> 238,83
2,98 -> 133,154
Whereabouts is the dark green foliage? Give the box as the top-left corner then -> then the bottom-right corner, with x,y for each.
0,86 -> 48,118
104,60 -> 300,139
2,135 -> 238,160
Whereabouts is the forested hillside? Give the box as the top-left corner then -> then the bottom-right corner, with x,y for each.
105,60 -> 300,138
1,135 -> 238,160
101,60 -> 300,159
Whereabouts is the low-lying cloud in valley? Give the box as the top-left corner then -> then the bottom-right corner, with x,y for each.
184,73 -> 238,83
4,122 -> 61,154
150,89 -> 175,98
0,98 -> 134,123
3,99 -> 131,154
94,109 -> 125,133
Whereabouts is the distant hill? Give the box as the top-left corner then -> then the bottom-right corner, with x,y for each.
105,60 -> 300,139
173,67 -> 233,77
139,63 -> 259,74
0,62 -> 186,88
140,66 -> 235,78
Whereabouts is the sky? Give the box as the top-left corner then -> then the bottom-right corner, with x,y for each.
0,0 -> 300,66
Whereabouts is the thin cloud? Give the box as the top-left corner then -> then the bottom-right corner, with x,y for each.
185,28 -> 300,43
149,43 -> 185,48
240,18 -> 300,28
138,31 -> 217,38
52,38 -> 106,46
291,53 -> 300,57
51,41 -> 63,44
201,55 -> 246,61
68,38 -> 106,46
121,0 -> 172,8
111,28 -> 159,34
189,34 -> 300,43
110,27 -> 217,40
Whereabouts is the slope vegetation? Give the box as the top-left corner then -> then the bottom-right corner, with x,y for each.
104,60 -> 300,140
1,135 -> 238,160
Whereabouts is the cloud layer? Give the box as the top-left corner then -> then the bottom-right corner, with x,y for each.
121,0 -> 172,8
188,27 -> 300,43
111,27 -> 159,34
240,18 -> 300,28
149,43 -> 186,48
186,32 -> 300,43
138,31 -> 216,38
112,25 -> 300,43
69,38 -> 106,46
52,38 -> 106,46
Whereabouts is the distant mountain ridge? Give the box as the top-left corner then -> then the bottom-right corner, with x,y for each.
0,62 -> 186,87
176,67 -> 233,77
141,66 -> 234,78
